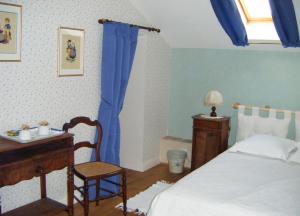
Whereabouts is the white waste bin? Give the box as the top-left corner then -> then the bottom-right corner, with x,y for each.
167,150 -> 187,174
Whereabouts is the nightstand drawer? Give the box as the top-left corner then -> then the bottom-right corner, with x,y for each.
193,119 -> 221,130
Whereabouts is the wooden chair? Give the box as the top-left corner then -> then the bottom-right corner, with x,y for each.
63,116 -> 127,216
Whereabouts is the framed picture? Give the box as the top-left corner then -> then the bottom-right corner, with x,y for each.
0,2 -> 22,62
58,27 -> 84,77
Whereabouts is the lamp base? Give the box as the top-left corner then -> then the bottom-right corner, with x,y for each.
210,106 -> 217,117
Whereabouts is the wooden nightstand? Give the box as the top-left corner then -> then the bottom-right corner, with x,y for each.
191,114 -> 230,171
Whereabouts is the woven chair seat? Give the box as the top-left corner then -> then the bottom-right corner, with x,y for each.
75,161 -> 122,179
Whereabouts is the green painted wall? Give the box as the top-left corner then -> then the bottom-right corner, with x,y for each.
169,48 -> 300,145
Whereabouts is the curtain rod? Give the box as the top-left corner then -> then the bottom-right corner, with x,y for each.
232,103 -> 296,115
98,19 -> 160,33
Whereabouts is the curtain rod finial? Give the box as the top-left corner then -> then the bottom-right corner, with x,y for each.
98,19 -> 108,24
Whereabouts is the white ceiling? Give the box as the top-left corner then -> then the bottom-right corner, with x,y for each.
129,0 -> 300,50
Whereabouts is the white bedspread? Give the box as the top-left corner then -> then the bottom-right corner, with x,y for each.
148,152 -> 300,216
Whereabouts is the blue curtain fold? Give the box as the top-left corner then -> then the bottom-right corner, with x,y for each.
89,23 -> 139,200
210,0 -> 248,46
269,0 -> 300,47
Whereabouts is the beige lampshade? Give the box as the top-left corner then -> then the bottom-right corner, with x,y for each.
204,90 -> 223,107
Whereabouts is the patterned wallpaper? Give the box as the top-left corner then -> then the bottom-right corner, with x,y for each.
0,0 -> 170,212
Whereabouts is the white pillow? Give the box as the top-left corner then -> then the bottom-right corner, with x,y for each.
230,135 -> 297,161
288,143 -> 300,164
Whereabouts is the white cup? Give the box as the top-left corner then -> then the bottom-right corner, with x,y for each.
19,130 -> 31,141
38,126 -> 50,136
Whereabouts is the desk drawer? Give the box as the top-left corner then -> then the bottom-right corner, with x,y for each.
0,148 -> 72,187
33,148 -> 71,174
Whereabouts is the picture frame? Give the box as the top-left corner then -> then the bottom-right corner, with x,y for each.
0,2 -> 22,62
58,27 -> 84,77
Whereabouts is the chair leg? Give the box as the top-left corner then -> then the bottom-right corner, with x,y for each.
96,179 -> 100,206
83,180 -> 89,216
122,171 -> 127,216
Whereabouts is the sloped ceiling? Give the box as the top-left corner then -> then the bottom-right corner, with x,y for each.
129,0 -> 300,50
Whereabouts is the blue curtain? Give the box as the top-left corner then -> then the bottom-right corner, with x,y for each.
211,0 -> 248,46
89,23 -> 139,199
269,0 -> 300,47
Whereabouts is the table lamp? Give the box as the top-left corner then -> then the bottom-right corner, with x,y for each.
204,90 -> 223,117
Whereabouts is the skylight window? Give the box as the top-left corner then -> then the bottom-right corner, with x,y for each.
236,0 -> 280,43
239,0 -> 272,22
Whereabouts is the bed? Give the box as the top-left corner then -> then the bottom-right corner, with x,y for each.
148,105 -> 300,216
148,150 -> 300,216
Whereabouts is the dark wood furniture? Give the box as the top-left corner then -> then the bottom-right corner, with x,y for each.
191,114 -> 230,171
63,116 -> 127,216
0,133 -> 74,216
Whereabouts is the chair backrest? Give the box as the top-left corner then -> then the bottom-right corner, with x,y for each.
63,116 -> 103,161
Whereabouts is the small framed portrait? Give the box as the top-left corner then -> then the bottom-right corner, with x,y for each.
58,27 -> 84,77
0,2 -> 22,62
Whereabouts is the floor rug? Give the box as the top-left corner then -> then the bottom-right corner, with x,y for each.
116,181 -> 172,215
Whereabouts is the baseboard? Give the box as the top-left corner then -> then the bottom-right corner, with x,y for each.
142,157 -> 160,172
121,161 -> 144,172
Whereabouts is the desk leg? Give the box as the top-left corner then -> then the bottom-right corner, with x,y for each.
67,165 -> 74,216
0,195 -> 2,215
40,173 -> 47,199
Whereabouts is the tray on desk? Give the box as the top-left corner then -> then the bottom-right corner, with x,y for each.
0,128 -> 64,143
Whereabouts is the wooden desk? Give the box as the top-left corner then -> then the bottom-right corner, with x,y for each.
0,133 -> 74,216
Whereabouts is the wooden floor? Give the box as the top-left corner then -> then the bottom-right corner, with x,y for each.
56,164 -> 190,216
